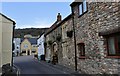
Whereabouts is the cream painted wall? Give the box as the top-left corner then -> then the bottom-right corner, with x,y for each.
31,45 -> 38,55
1,15 -> 13,66
0,15 -> 2,72
0,14 -> 14,69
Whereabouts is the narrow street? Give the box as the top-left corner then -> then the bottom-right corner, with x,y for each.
13,55 -> 73,75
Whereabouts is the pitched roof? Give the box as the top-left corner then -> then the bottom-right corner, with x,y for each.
44,14 -> 73,36
70,1 -> 82,7
28,38 -> 37,45
44,21 -> 58,36
21,38 -> 38,45
0,13 -> 16,25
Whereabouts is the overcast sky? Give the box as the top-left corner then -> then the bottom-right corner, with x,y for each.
1,2 -> 72,29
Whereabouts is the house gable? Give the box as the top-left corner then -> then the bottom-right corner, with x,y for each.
21,38 -> 31,50
0,13 -> 16,25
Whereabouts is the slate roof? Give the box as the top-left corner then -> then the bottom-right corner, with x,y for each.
28,38 -> 38,45
70,1 -> 82,7
44,14 -> 73,36
21,38 -> 38,45
44,21 -> 58,36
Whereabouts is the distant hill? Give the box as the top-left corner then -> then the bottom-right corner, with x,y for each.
14,28 -> 49,38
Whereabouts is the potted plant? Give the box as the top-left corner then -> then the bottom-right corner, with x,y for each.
67,30 -> 73,38
48,40 -> 52,45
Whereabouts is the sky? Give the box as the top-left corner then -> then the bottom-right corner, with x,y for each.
1,2 -> 72,29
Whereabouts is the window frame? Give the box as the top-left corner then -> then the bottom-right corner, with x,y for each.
105,33 -> 120,58
77,43 -> 86,59
78,0 -> 88,17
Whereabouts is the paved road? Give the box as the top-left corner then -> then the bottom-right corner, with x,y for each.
13,55 -> 71,75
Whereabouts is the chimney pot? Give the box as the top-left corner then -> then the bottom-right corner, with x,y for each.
57,13 -> 61,22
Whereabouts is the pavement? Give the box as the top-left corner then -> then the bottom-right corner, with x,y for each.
13,55 -> 80,76
39,60 -> 80,75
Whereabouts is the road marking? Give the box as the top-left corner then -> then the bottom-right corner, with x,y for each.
13,64 -> 21,76
0,73 -> 2,76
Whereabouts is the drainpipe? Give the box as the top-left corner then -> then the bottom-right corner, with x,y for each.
71,8 -> 77,71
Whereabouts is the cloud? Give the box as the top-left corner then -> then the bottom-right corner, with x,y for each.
16,19 -> 51,29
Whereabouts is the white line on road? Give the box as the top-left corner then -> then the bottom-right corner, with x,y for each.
13,64 -> 21,76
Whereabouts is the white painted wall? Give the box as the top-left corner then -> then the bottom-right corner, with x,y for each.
37,34 -> 45,58
13,38 -> 21,56
45,47 -> 51,61
45,35 -> 51,61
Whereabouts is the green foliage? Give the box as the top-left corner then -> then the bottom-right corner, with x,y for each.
48,40 -> 52,45
14,28 -> 49,38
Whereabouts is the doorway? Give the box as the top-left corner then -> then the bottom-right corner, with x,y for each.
27,50 -> 30,55
52,42 -> 58,64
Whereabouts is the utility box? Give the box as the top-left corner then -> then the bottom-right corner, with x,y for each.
0,13 -> 15,74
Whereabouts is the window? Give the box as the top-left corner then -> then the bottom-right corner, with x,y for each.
24,44 -> 28,49
79,4 -> 82,15
83,0 -> 87,12
17,46 -> 19,49
79,0 -> 87,16
106,34 -> 120,56
78,43 -> 85,57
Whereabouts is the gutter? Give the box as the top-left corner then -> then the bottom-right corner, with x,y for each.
12,25 -> 15,68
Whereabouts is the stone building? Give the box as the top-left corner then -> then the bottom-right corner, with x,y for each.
65,0 -> 120,74
44,1 -> 120,74
44,13 -> 62,63
60,14 -> 75,68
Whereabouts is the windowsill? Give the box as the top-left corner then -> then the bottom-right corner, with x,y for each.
79,56 -> 86,59
106,56 -> 120,59
78,11 -> 88,18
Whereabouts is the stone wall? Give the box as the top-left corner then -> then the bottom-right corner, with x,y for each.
61,17 -> 75,69
45,24 -> 62,63
72,2 -> 120,74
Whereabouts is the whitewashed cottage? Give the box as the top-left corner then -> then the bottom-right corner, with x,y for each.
13,38 -> 21,56
37,34 -> 45,60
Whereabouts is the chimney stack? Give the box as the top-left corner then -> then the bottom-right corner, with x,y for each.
57,13 -> 62,22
